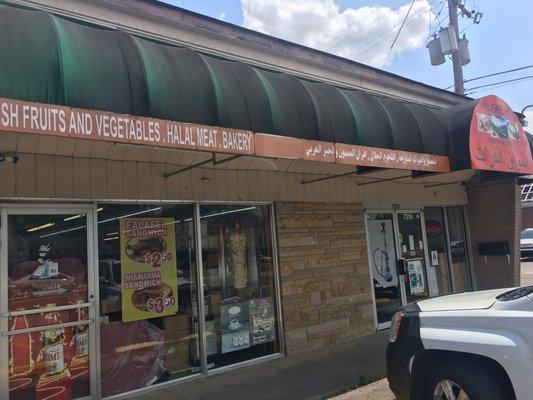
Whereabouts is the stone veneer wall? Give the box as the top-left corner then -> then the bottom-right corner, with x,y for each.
276,202 -> 374,354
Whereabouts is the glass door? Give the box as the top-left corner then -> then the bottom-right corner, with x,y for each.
423,207 -> 452,296
365,212 -> 402,330
445,207 -> 473,293
199,205 -> 280,369
395,211 -> 431,303
0,206 -> 97,400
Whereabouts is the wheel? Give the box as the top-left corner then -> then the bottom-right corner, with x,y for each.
425,361 -> 508,400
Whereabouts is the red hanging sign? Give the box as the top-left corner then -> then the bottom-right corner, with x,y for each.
470,95 -> 533,174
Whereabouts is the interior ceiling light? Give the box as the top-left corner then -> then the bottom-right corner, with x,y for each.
27,222 -> 54,233
64,214 -> 85,221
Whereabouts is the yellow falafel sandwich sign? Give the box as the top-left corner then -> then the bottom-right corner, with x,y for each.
120,217 -> 178,322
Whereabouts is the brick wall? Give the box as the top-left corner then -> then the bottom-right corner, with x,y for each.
466,178 -> 521,290
276,202 -> 374,354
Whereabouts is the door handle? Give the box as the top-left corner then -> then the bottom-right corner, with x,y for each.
2,319 -> 94,337
1,302 -> 93,318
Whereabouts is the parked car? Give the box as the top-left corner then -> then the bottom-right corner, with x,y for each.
521,228 -> 533,258
387,286 -> 533,400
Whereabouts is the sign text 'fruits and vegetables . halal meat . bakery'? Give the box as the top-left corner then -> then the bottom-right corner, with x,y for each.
0,97 -> 451,173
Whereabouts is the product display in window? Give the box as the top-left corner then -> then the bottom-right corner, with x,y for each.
221,302 -> 250,353
249,297 -> 276,345
200,205 -> 279,368
228,223 -> 247,291
6,214 -> 91,400
97,204 -> 200,398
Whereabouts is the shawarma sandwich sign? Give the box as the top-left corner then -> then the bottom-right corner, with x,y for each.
0,97 -> 450,173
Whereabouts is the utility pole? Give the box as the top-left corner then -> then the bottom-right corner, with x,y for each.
447,0 -> 464,95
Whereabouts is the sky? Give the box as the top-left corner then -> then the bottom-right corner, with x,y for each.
160,0 -> 533,121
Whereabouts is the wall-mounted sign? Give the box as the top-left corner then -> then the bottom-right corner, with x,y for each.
431,250 -> 439,266
120,218 -> 178,322
470,95 -> 533,174
249,297 -> 276,345
220,302 -> 250,353
406,259 -> 425,295
335,143 -> 448,172
0,97 -> 451,173
425,220 -> 444,238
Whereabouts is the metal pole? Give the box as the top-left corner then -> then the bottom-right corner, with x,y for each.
357,174 -> 412,186
193,203 -> 208,374
520,104 -> 533,127
448,0 -> 465,95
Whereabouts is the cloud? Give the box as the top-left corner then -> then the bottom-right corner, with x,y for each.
219,12 -> 226,21
241,0 -> 433,68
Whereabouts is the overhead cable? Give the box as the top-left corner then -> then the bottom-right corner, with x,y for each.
382,0 -> 416,67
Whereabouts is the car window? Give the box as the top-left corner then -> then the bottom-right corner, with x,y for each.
497,286 -> 533,301
521,230 -> 533,239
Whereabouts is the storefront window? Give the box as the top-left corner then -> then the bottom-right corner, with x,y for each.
97,204 -> 199,398
424,207 -> 452,296
365,213 -> 401,326
7,213 -> 90,400
446,207 -> 473,293
397,212 -> 430,302
199,205 -> 279,368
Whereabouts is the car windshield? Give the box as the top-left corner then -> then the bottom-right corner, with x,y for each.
521,230 -> 533,239
497,286 -> 533,301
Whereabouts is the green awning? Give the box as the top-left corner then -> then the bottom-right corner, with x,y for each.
0,2 -> 452,159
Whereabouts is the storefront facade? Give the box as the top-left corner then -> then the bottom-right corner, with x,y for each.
0,1 -> 531,399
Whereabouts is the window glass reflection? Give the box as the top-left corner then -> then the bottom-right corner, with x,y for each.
200,205 -> 279,368
97,204 -> 199,397
7,213 -> 90,400
446,207 -> 473,293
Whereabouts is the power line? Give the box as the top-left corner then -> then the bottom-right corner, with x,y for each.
466,76 -> 533,96
351,14 -> 425,59
397,9 -> 447,73
465,74 -> 533,92
445,65 -> 533,90
340,0 -> 441,59
459,21 -> 474,34
347,0 -> 441,59
467,77 -> 533,95
429,2 -> 448,37
382,0 -> 416,67
396,46 -> 416,71
325,0 -> 412,52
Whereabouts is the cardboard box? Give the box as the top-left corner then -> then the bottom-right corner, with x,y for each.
164,340 -> 191,372
164,340 -> 190,357
165,328 -> 191,343
164,354 -> 190,372
208,292 -> 222,317
163,314 -> 190,332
